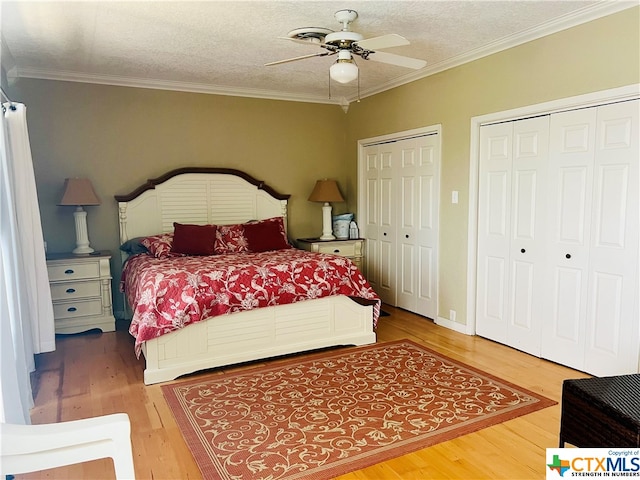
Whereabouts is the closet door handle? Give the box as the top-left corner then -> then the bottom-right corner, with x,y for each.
566,253 -> 571,259
405,234 -> 410,239
383,232 -> 387,236
520,248 -> 526,253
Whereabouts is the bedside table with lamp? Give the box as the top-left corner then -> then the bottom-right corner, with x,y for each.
49,178 -> 115,334
302,178 -> 365,273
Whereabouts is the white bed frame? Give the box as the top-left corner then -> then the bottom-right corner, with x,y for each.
115,168 -> 376,385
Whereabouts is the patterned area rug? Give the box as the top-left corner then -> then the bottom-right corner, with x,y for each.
162,340 -> 555,480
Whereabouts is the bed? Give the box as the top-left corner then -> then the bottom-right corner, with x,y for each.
115,168 -> 379,385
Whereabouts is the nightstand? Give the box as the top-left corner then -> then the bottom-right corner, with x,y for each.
46,251 -> 116,334
297,238 -> 365,273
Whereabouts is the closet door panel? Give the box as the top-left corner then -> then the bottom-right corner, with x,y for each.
542,108 -> 596,370
365,174 -> 378,284
396,136 -> 440,317
558,168 -> 590,243
510,260 -> 534,328
482,256 -> 507,321
476,122 -> 512,343
585,100 -> 639,375
512,170 -> 536,239
416,137 -> 439,318
399,243 -> 415,305
379,239 -> 394,302
418,245 -> 434,309
588,271 -> 623,358
553,267 -> 584,340
507,117 -> 549,356
397,145 -> 417,311
417,172 -> 436,315
594,164 -> 629,247
363,146 -> 381,291
398,180 -> 417,309
377,148 -> 396,305
363,144 -> 397,302
487,172 -> 510,236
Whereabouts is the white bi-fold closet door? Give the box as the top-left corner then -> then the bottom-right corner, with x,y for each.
476,115 -> 550,357
476,99 -> 639,376
361,132 -> 440,319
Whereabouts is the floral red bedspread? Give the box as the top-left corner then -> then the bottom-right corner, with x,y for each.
121,250 -> 380,355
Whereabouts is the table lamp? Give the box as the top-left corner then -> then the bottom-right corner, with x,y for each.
58,178 -> 101,254
308,179 -> 345,240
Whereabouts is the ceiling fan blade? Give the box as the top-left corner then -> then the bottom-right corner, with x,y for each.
366,51 -> 427,69
356,34 -> 410,51
277,36 -> 323,46
265,51 -> 331,66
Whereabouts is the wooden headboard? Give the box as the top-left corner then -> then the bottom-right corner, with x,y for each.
114,167 -> 290,244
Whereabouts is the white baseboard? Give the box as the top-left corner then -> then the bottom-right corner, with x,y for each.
435,316 -> 473,335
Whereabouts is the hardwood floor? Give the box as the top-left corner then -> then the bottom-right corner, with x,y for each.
21,306 -> 588,479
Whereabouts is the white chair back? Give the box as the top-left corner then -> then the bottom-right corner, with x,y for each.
0,413 -> 135,479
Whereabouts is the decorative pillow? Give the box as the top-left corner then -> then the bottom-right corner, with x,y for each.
119,237 -> 149,255
140,233 -> 174,258
214,223 -> 249,255
171,223 -> 216,256
244,217 -> 291,253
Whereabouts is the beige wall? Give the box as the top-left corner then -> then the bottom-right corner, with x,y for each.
345,7 -> 639,326
10,7 -> 639,321
13,80 -> 350,313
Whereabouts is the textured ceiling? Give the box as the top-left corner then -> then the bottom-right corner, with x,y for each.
1,1 -> 635,106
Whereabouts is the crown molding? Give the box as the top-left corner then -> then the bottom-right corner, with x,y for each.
10,1 -> 637,107
14,67 -> 346,106
345,0 -> 639,103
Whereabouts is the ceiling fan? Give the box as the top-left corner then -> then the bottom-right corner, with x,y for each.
265,9 -> 427,84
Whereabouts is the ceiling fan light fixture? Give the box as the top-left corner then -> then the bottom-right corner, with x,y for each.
269,9 -> 427,87
330,50 -> 358,84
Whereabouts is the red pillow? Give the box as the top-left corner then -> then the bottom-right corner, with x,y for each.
244,217 -> 291,252
171,223 -> 216,255
214,223 -> 249,254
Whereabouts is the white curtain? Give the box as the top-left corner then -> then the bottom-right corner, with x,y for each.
0,102 -> 55,424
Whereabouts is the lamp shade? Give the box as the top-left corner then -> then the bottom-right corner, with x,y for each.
308,179 -> 345,203
58,178 -> 101,206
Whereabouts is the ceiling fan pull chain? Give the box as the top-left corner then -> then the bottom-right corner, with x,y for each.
351,55 -> 361,103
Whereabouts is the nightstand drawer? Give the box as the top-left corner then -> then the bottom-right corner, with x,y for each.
47,262 -> 100,281
315,243 -> 357,257
50,280 -> 101,301
53,299 -> 103,319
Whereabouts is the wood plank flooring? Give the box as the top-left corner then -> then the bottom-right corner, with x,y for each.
20,306 -> 588,479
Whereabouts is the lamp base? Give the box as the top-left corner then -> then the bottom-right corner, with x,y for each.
319,202 -> 336,241
319,233 -> 336,241
72,207 -> 95,255
72,245 -> 95,255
